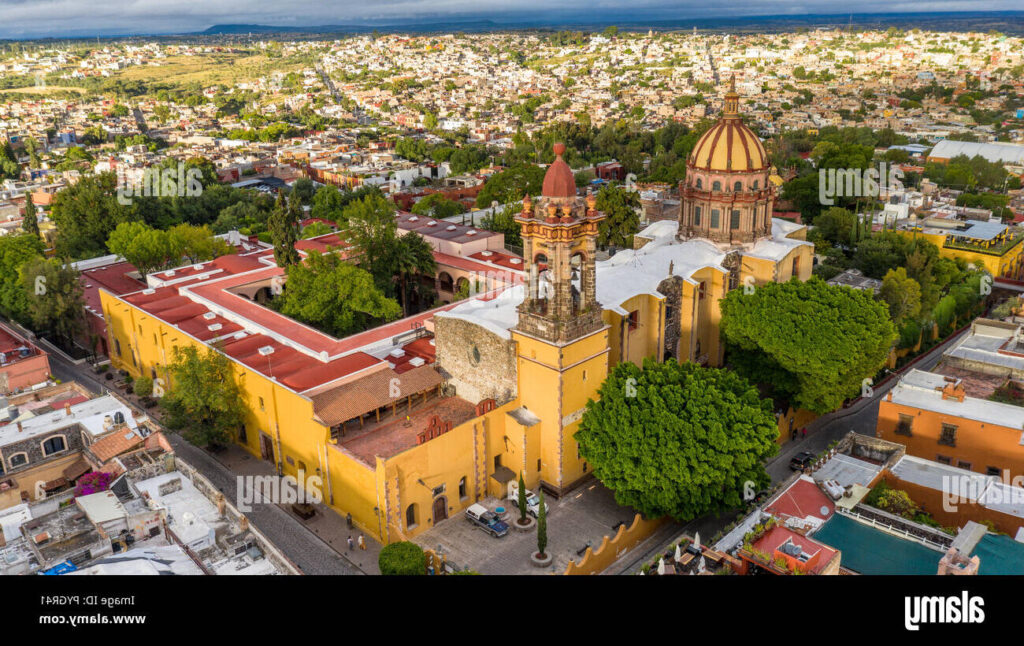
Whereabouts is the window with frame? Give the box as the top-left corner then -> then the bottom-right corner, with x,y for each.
695,178 -> 702,189
627,310 -> 639,331
712,181 -> 722,192
698,281 -> 707,300
895,414 -> 914,436
710,209 -> 720,229
987,466 -> 1001,477
458,477 -> 467,499
42,436 -> 66,456
9,453 -> 28,468
693,205 -> 701,226
730,210 -> 741,230
792,256 -> 800,277
406,504 -> 417,528
936,454 -> 952,465
733,181 -> 743,192
939,424 -> 957,447
957,460 -> 972,471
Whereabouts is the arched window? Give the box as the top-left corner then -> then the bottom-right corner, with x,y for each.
734,181 -> 743,192
42,436 -> 66,456
712,181 -> 722,192
752,180 -> 759,190
9,453 -> 28,469
695,177 -> 703,189
406,503 -> 418,528
438,272 -> 454,292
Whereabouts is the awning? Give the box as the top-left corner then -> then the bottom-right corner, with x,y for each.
490,466 -> 516,485
62,459 -> 91,481
43,477 -> 68,492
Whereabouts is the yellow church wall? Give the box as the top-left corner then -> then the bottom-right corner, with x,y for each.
100,289 -> 338,490
354,400 -> 518,543
603,294 -> 663,368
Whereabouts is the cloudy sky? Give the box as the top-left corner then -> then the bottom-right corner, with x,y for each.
0,0 -> 1019,39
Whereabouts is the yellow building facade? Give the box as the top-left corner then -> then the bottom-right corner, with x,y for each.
102,87 -> 813,545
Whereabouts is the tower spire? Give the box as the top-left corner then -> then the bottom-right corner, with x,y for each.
723,73 -> 740,118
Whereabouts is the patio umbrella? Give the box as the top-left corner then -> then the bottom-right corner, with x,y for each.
674,544 -> 682,562
657,558 -> 666,575
698,556 -> 707,574
694,531 -> 701,551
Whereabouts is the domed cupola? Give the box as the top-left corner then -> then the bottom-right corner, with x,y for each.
678,75 -> 775,246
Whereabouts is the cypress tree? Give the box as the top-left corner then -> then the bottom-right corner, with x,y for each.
22,198 -> 39,237
268,190 -> 299,267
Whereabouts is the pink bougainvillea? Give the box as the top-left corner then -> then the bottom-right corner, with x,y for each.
75,471 -> 113,496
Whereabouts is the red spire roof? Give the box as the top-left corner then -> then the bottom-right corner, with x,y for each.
541,142 -> 577,198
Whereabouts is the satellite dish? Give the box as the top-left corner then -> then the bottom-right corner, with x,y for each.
182,512 -> 195,525
820,506 -> 830,516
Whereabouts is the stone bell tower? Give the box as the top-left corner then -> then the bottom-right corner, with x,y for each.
513,143 -> 605,344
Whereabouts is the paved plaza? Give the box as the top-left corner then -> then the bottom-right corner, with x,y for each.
413,480 -> 642,575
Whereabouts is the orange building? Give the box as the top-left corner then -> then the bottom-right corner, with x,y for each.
877,369 -> 1024,478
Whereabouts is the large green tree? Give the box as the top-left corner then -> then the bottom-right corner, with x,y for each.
0,234 -> 44,322
576,359 -> 778,521
720,277 -> 896,414
392,231 -> 437,316
274,250 -> 400,338
594,184 -> 641,248
474,164 -> 545,208
162,345 -> 246,448
20,257 -> 86,344
51,172 -> 139,259
880,267 -> 922,325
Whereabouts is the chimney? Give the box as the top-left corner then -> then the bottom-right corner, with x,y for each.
16,421 -> 22,433
64,402 -> 71,416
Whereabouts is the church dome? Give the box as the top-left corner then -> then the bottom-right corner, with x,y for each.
541,143 -> 577,198
687,77 -> 768,173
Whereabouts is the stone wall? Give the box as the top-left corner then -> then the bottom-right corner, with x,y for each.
433,317 -> 517,406
2,421 -> 85,478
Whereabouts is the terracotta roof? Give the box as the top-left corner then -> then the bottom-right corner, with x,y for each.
542,143 -> 577,198
89,427 -> 145,463
311,365 -> 443,426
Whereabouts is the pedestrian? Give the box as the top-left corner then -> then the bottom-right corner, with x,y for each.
358,534 -> 366,550
347,536 -> 354,551
802,427 -> 807,439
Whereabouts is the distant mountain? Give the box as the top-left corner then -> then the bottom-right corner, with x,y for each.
194,11 -> 1024,37
199,20 -> 501,36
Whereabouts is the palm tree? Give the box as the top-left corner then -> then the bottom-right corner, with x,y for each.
392,233 -> 437,316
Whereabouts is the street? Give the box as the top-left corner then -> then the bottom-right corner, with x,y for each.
41,337 -> 361,575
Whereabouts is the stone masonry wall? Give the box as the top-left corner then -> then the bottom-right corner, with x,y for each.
433,317 -> 518,406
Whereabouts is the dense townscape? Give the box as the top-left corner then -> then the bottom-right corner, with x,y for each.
0,19 -> 1022,590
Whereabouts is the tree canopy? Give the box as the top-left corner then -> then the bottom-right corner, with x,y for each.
720,277 -> 896,414
577,359 -> 777,521
161,345 -> 246,448
273,250 -> 401,338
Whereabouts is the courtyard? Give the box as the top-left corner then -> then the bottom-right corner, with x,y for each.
412,480 -> 643,575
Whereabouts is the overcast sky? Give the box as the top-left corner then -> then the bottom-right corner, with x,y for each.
0,0 -> 1019,39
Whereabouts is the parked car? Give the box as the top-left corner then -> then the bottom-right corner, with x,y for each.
465,503 -> 509,537
789,451 -> 815,471
507,484 -> 549,518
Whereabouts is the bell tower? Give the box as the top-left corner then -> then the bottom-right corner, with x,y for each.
511,143 -> 611,496
513,143 -> 605,344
